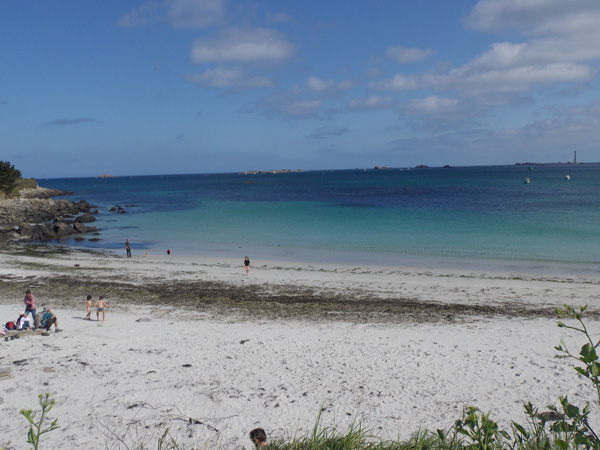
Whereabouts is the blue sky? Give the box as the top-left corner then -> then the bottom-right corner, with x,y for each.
2,0 -> 600,178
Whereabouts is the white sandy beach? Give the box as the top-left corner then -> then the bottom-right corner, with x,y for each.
1,249 -> 600,449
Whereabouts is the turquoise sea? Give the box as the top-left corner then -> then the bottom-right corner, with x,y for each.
40,164 -> 600,275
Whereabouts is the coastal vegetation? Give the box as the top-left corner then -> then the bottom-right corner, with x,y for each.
4,305 -> 598,450
0,161 -> 21,197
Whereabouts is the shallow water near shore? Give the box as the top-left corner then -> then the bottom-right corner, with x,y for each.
39,164 -> 600,276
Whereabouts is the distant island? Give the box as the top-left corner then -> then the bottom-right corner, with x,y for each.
96,173 -> 114,178
514,162 -> 585,166
241,169 -> 303,175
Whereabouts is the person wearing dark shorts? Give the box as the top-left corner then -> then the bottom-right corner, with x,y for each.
41,307 -> 61,333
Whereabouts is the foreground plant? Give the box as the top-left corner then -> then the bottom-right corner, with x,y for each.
556,305 -> 600,406
550,305 -> 600,447
20,393 -> 59,450
157,427 -> 182,450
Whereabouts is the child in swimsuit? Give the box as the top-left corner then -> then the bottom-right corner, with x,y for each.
85,295 -> 93,320
96,296 -> 111,322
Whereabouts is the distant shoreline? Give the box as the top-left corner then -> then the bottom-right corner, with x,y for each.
36,161 -> 600,180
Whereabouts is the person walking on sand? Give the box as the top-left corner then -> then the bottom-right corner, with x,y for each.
84,295 -> 93,320
125,239 -> 132,258
23,289 -> 36,325
243,256 -> 251,275
96,296 -> 111,321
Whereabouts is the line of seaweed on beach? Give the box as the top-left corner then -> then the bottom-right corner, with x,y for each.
0,272 -> 578,324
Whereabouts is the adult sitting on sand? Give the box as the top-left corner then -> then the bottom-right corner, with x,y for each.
249,428 -> 268,448
23,289 -> 36,324
40,306 -> 61,333
16,312 -> 31,330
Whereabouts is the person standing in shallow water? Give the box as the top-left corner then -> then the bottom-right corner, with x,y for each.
125,239 -> 131,258
243,256 -> 251,275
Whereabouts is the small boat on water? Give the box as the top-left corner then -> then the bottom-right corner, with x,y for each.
524,178 -> 530,184
565,175 -> 571,180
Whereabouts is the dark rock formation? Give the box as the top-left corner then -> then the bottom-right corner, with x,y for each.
0,188 -> 99,244
72,221 -> 98,234
75,213 -> 96,223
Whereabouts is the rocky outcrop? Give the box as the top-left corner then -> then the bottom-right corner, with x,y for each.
74,213 -> 96,223
18,186 -> 73,199
0,188 -> 98,244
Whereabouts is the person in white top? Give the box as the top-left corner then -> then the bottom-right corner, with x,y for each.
16,312 -> 31,330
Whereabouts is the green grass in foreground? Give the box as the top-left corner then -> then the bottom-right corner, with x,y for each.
3,305 -> 600,450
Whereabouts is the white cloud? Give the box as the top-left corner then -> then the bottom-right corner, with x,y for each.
373,1 -> 600,96
369,74 -> 419,91
387,45 -> 434,63
462,39 -> 600,71
391,99 -> 600,164
307,77 -> 333,92
190,28 -> 295,63
465,0 -> 600,36
348,95 -> 392,110
337,80 -> 356,91
405,96 -> 459,115
165,0 -> 224,28
186,67 -> 274,89
462,0 -> 600,75
117,0 -> 223,28
306,77 -> 354,93
116,2 -> 160,27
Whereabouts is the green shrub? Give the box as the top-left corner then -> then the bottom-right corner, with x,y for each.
0,161 -> 22,195
15,178 -> 38,190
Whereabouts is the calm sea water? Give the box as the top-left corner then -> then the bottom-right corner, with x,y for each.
39,165 -> 600,275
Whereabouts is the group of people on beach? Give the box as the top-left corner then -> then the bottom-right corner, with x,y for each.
2,289 -> 113,338
85,295 -> 111,321
2,289 -> 61,336
124,238 -> 253,276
